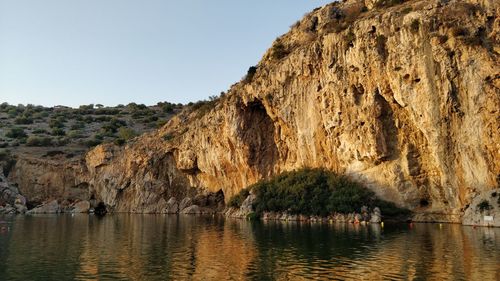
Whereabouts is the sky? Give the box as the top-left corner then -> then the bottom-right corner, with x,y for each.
0,0 -> 332,107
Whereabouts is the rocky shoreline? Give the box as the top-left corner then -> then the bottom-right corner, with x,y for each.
2,190 -> 500,228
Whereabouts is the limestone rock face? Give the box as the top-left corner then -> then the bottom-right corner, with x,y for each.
71,200 -> 91,213
27,200 -> 60,214
164,197 -> 180,214
0,167 -> 22,206
462,189 -> 500,227
6,0 -> 500,223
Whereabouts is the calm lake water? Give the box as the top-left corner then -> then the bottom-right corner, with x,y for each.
0,214 -> 499,281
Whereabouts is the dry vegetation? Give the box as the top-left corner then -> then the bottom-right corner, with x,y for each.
0,102 -> 183,159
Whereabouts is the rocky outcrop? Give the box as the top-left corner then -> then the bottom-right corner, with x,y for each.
27,200 -> 60,214
462,189 -> 500,227
6,0 -> 500,223
71,200 -> 91,213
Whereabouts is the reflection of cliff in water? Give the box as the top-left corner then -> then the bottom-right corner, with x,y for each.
0,215 -> 499,280
246,222 -> 500,280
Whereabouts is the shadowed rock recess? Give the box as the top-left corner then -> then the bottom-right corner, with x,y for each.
3,0 -> 499,223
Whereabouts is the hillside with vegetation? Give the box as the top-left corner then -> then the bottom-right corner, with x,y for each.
0,102 -> 182,158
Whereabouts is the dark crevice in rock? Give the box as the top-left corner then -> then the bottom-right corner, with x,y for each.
238,100 -> 279,177
375,90 -> 399,161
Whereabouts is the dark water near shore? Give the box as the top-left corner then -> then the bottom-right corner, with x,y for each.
0,214 -> 499,280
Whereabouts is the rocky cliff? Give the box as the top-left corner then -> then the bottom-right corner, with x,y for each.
7,0 -> 500,222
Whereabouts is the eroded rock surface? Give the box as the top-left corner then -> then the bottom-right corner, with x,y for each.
5,0 -> 500,223
462,189 -> 500,227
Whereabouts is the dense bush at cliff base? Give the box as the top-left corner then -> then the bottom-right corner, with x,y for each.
229,168 -> 409,217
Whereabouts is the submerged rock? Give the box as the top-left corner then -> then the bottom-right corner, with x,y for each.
180,205 -> 201,214
71,201 -> 91,213
370,207 -> 382,223
27,200 -> 60,214
179,198 -> 193,212
164,197 -> 180,214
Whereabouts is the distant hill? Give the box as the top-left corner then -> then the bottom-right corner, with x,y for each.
0,101 -> 182,158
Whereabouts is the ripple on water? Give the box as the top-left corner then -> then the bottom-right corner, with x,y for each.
0,215 -> 499,280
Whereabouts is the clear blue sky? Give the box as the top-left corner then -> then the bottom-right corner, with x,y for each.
0,0 -> 332,107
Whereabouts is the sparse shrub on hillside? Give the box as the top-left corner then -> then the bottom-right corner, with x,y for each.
14,116 -> 33,125
144,115 -> 158,123
243,66 -> 258,84
0,149 -> 9,161
26,136 -> 53,147
32,111 -> 49,120
94,116 -> 112,122
79,104 -> 95,110
190,99 -> 218,118
84,138 -> 102,148
157,102 -> 175,114
0,102 -> 9,111
156,119 -> 168,128
101,118 -> 127,134
270,40 -> 290,60
32,128 -> 48,134
51,128 -> 66,136
127,103 -> 147,111
94,108 -> 121,115
49,118 -> 65,129
114,138 -> 125,146
7,108 -> 20,118
117,127 -> 136,141
67,130 -> 84,139
54,137 -> 69,146
375,0 -> 405,8
83,116 -> 94,123
70,122 -> 85,130
163,133 -> 174,142
5,127 -> 27,139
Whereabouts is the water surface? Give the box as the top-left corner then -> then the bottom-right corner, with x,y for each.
0,214 -> 499,280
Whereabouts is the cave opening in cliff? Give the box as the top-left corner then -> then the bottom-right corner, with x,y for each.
419,198 -> 430,207
238,100 -> 278,177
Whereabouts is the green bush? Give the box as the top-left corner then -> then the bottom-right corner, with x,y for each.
117,127 -> 136,141
32,128 -> 48,134
243,66 -> 258,83
70,122 -> 85,130
228,188 -> 250,208
163,133 -> 174,141
0,149 -> 9,161
5,127 -> 27,139
67,130 -> 83,139
477,200 -> 492,213
51,128 -> 66,136
230,168 -> 409,217
14,116 -> 33,125
158,102 -> 175,113
49,118 -> 65,128
84,138 -> 102,148
26,136 -> 53,147
270,41 -> 289,60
